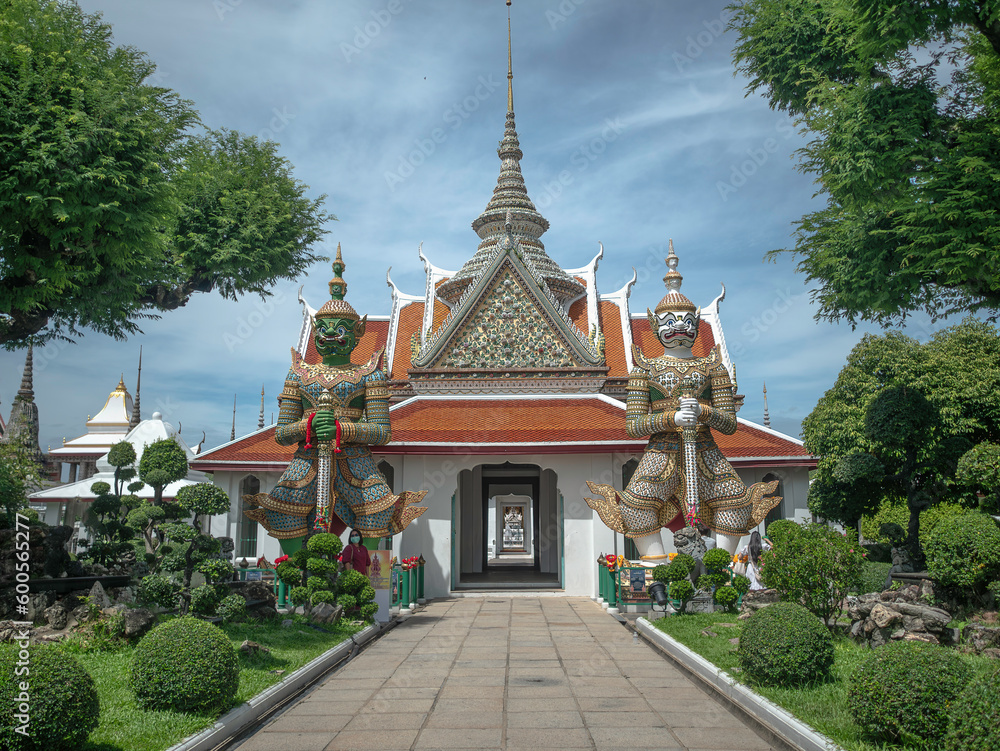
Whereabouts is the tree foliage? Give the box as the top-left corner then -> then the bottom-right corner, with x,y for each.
729,0 -> 1000,325
804,319 -> 1000,541
0,439 -> 41,528
0,0 -> 333,348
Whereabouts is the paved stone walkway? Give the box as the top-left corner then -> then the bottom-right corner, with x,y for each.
233,597 -> 777,751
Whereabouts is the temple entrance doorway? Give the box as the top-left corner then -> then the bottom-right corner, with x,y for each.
452,462 -> 562,590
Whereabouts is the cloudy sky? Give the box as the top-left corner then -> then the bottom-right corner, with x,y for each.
2,0 -> 941,456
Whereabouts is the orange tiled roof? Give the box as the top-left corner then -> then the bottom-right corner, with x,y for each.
192,398 -> 813,466
600,300 -> 627,378
391,302 -> 424,379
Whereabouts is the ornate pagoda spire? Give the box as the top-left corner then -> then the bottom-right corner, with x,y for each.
258,384 -> 265,430
231,394 -> 237,441
435,0 -> 584,306
763,381 -> 771,428
3,344 -> 43,465
129,345 -> 142,431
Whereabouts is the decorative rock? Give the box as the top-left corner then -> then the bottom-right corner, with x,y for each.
70,604 -> 92,625
121,607 -> 156,639
963,624 -> 1000,655
239,640 -> 270,655
0,620 -> 31,642
738,588 -> 780,619
88,581 -> 113,610
729,637 -> 740,646
871,603 -> 902,629
281,619 -> 294,628
310,603 -> 343,625
700,629 -> 718,637
43,603 -> 69,630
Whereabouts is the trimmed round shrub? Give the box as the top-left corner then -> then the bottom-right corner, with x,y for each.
925,513 -> 1000,592
137,573 -> 179,609
848,640 -> 972,745
306,557 -> 336,577
130,616 -> 239,712
713,585 -> 739,610
190,584 -> 220,615
858,560 -> 892,594
652,554 -> 696,584
310,590 -> 337,607
358,584 -> 375,604
698,571 -> 729,589
944,666 -> 1000,751
216,594 -> 247,623
668,579 -> 694,602
861,499 -> 975,547
702,547 -> 732,570
306,575 -> 328,593
306,532 -> 343,558
732,574 -> 750,594
338,568 -> 369,595
738,602 -> 834,686
337,594 -> 358,610
275,561 -> 301,587
359,602 -> 378,621
0,645 -> 99,750
288,586 -> 309,606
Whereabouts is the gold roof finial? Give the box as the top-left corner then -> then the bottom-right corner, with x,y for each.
507,0 -> 513,113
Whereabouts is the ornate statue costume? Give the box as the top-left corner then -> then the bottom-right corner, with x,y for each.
244,247 -> 427,546
585,243 -> 779,557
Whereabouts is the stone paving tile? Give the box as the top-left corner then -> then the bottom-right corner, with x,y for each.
324,728 -> 419,750
413,728 -> 504,749
424,709 -> 504,728
505,727 -> 594,747
231,597 -> 782,751
505,710 -> 585,728
233,731 -> 338,751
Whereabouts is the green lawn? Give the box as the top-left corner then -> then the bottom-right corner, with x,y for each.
651,612 -> 995,751
66,616 -> 363,751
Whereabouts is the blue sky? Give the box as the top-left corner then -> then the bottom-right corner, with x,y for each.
1,0 -> 940,454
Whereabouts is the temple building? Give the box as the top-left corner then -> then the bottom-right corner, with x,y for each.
192,42 -> 816,597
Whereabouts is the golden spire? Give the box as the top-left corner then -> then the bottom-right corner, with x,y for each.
507,0 -> 513,113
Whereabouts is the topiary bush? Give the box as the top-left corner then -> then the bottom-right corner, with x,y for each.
189,584 -> 221,616
0,645 -> 100,751
925,513 -> 1000,594
137,572 -> 179,609
668,579 -> 694,607
288,586 -> 309,606
713,585 -> 739,611
337,594 -> 357,610
216,594 -> 247,623
732,574 -> 750,595
861,499 -> 975,548
944,666 -> 1000,751
337,568 -> 370,595
848,640 -> 972,746
310,590 -> 337,607
306,532 -> 343,558
760,521 -> 865,627
651,554 -> 696,585
857,560 -> 892,594
702,547 -> 733,571
130,616 -> 239,712
275,560 -> 301,587
737,602 -> 834,687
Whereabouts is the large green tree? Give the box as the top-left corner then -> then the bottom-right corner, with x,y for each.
0,0 -> 333,348
729,1 -> 1000,325
803,320 -> 1000,548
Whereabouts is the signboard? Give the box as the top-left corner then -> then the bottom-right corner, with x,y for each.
369,550 -> 392,623
244,570 -> 263,582
618,567 -> 652,602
